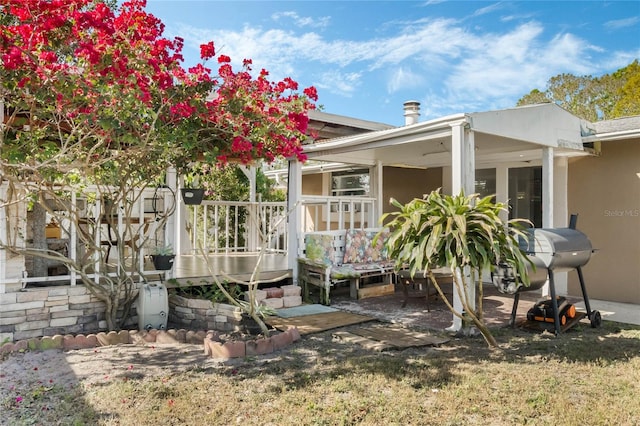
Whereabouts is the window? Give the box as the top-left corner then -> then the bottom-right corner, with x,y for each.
330,168 -> 370,213
475,168 -> 496,200
331,169 -> 370,197
509,166 -> 542,228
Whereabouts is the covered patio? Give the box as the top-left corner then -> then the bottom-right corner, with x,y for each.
286,102 -> 598,330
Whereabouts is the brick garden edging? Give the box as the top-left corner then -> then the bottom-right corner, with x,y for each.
204,326 -> 301,358
0,326 -> 301,360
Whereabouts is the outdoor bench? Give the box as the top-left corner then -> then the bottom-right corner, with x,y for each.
297,228 -> 396,305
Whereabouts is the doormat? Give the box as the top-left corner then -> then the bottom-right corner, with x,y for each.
266,311 -> 375,335
276,304 -> 338,318
335,326 -> 449,350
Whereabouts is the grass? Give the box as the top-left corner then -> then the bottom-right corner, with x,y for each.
2,321 -> 640,425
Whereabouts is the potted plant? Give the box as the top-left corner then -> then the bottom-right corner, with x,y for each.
181,167 -> 205,205
151,245 -> 175,270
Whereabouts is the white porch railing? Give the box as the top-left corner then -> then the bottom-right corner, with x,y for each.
1,183 -> 378,289
299,195 -> 377,232
187,196 -> 377,254
188,200 -> 288,254
0,184 -> 174,289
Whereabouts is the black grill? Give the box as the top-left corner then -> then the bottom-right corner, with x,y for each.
520,227 -> 592,271
493,215 -> 601,334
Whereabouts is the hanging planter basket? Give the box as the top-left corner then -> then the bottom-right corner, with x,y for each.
151,254 -> 175,271
181,188 -> 205,205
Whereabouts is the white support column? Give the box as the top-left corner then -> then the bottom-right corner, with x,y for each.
553,156 -> 569,295
174,171 -> 192,255
287,159 -> 303,284
449,121 -> 475,331
373,161 -> 384,225
541,147 -> 554,296
239,165 -> 257,203
165,167 -> 178,279
553,156 -> 569,228
496,165 -> 509,223
464,129 -> 475,196
542,147 -> 554,228
240,165 -> 258,251
451,122 -> 475,196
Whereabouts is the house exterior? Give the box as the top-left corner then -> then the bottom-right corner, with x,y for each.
1,102 -> 637,341
285,103 -> 640,313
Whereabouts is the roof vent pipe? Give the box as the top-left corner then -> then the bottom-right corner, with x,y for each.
403,100 -> 420,125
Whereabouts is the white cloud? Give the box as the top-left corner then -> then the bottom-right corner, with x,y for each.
315,70 -> 362,96
428,22 -> 606,116
387,67 -> 425,93
174,12 -> 636,114
471,2 -> 506,18
604,16 -> 640,30
271,11 -> 331,29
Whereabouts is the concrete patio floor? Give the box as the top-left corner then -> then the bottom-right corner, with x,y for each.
328,282 -> 639,332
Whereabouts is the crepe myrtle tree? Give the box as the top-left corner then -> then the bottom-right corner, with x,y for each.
381,190 -> 532,347
0,0 -> 317,330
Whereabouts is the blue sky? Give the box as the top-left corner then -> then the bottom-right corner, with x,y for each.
145,1 -> 640,126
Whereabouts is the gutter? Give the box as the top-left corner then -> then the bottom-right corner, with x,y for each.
583,128 -> 640,142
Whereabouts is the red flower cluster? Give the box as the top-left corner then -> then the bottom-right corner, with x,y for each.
1,0 -> 317,167
200,41 -> 215,60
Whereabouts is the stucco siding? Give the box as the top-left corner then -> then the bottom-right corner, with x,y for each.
301,173 -> 323,195
568,138 -> 640,304
382,166 -> 443,214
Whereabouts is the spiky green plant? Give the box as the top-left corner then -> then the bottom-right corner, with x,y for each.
381,189 -> 532,347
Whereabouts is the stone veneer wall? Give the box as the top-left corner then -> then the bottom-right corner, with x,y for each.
0,283 -> 302,343
0,285 -> 138,343
168,285 -> 303,332
168,294 -> 244,332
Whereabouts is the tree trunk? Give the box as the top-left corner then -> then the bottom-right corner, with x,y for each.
429,271 -> 499,348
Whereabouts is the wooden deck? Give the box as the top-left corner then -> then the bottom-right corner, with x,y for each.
166,253 -> 291,287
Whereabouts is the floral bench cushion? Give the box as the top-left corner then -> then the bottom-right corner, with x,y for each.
304,233 -> 336,266
342,228 -> 390,264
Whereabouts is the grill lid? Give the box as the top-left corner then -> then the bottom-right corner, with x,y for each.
520,228 -> 593,271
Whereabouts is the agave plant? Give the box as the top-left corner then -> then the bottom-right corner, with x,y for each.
382,189 -> 532,347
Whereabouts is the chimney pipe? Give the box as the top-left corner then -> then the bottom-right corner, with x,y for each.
403,100 -> 420,125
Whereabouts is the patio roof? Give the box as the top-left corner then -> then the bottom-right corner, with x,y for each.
303,103 -> 596,168
307,110 -> 393,140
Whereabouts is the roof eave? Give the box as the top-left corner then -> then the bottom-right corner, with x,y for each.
304,113 -> 467,155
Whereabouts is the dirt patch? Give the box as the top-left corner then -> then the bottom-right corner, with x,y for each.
0,343 -> 211,399
0,284 -> 548,413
